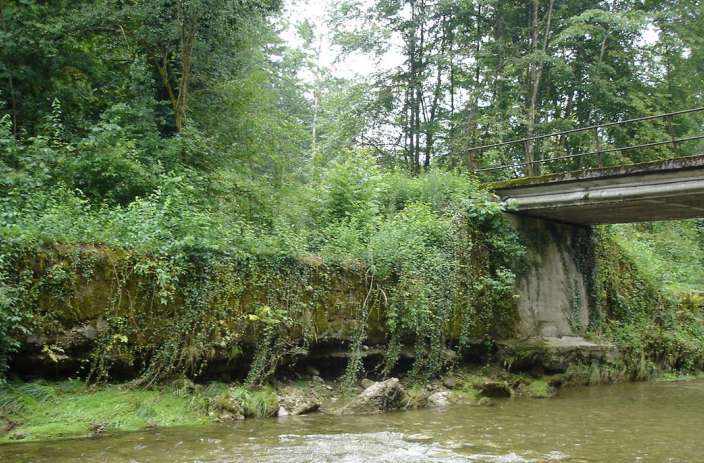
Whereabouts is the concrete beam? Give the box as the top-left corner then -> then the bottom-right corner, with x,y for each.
491,155 -> 704,224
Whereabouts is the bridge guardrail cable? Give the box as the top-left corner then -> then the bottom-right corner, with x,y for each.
475,134 -> 704,173
470,106 -> 704,176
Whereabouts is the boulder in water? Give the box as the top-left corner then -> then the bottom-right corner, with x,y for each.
211,393 -> 246,421
427,390 -> 451,408
339,378 -> 407,415
290,399 -> 320,415
477,380 -> 513,398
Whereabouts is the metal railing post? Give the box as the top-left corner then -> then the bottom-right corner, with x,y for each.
666,114 -> 679,155
593,127 -> 604,168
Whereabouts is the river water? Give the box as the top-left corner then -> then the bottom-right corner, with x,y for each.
3,380 -> 704,462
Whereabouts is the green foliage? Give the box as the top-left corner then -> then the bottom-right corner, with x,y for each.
227,386 -> 280,418
589,226 -> 704,376
0,145 -> 526,384
3,0 -> 702,390
331,0 -> 704,175
613,221 -> 704,294
525,379 -> 555,399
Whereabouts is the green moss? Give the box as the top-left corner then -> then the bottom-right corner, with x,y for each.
561,362 -> 628,386
0,380 -> 213,443
498,339 -> 550,371
0,380 -> 289,442
487,172 -> 567,190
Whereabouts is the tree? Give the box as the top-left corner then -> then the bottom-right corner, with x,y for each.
333,0 -> 704,177
332,0 -> 458,173
108,0 -> 283,133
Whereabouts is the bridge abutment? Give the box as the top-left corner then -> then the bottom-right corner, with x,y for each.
510,215 -> 595,338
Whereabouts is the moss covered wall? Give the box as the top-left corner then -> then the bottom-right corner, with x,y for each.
6,242 -> 519,382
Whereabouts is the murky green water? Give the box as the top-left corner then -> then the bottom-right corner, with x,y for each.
3,380 -> 704,462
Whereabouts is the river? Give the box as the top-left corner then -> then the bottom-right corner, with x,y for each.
3,380 -> 703,462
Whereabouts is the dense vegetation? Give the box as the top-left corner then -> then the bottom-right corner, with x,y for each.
1,0 -> 703,388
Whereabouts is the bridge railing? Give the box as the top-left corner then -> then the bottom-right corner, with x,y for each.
470,107 -> 704,179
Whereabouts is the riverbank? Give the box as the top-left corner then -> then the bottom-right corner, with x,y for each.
4,362 -> 702,444
7,379 -> 704,463
1,230 -> 702,445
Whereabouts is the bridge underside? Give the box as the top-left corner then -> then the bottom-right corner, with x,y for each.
492,155 -> 704,225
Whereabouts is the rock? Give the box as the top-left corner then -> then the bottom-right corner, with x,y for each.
442,377 -> 457,389
404,387 -> 430,409
211,393 -> 246,421
476,397 -> 496,407
427,391 -> 451,408
405,433 -> 433,443
305,366 -> 320,377
171,377 -> 196,394
442,349 -> 459,367
89,421 -> 107,437
278,387 -> 321,416
477,380 -> 513,398
497,338 -> 620,374
339,378 -> 407,415
360,378 -> 375,389
277,406 -> 289,417
291,400 -> 320,415
8,432 -> 27,441
217,411 -> 245,422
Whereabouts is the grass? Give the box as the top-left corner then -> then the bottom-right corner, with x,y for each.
656,371 -> 704,382
524,379 -> 555,398
0,380 -> 219,443
0,380 -> 283,443
227,386 -> 279,418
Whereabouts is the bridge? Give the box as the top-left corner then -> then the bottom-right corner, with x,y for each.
470,108 -> 704,340
492,154 -> 704,225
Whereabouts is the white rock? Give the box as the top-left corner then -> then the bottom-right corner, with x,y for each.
427,391 -> 451,408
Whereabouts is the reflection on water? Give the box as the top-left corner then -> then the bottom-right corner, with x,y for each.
3,380 -> 704,462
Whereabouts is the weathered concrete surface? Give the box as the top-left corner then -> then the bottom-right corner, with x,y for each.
510,216 -> 591,338
497,336 -> 619,373
493,155 -> 704,225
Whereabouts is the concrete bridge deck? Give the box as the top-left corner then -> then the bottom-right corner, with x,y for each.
491,155 -> 704,225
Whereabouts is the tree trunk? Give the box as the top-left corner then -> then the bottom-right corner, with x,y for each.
467,2 -> 483,170
525,0 -> 554,176
408,0 -> 418,173
1,9 -> 18,135
175,30 -> 195,133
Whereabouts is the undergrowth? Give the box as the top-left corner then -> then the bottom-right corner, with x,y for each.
590,226 -> 704,377
0,146 -> 526,385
